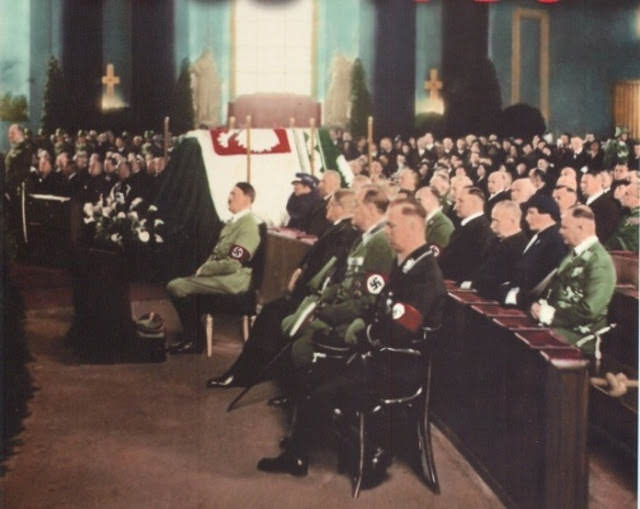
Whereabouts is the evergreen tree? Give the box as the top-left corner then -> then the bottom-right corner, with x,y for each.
349,59 -> 372,138
41,56 -> 69,132
170,58 -> 195,135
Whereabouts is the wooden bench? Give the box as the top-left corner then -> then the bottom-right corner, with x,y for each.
433,283 -> 589,508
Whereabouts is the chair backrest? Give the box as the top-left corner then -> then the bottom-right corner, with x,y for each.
249,222 -> 268,291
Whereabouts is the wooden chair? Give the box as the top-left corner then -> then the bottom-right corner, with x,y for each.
201,223 -> 268,357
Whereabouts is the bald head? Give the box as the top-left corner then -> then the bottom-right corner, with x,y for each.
490,200 -> 522,239
319,170 -> 341,197
510,178 -> 535,204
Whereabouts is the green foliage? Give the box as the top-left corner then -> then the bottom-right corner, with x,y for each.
170,58 -> 195,135
41,56 -> 69,132
0,93 -> 28,122
349,59 -> 372,138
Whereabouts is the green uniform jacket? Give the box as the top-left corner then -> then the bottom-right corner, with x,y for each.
605,207 -> 639,253
425,209 -> 454,249
167,212 -> 260,297
287,223 -> 394,367
315,225 -> 394,326
546,240 -> 616,353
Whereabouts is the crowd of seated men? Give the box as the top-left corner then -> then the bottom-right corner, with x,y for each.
6,126 -> 171,208
5,122 -> 638,486
155,127 -> 636,484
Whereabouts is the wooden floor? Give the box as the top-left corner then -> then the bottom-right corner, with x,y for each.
1,264 -> 637,508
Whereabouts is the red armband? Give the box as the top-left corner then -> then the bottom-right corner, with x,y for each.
229,244 -> 251,263
391,302 -> 423,333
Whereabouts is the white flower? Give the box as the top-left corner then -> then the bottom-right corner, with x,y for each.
148,205 -> 158,213
138,230 -> 151,243
154,234 -> 164,243
154,219 -> 164,227
117,212 -> 126,219
110,233 -> 123,244
128,211 -> 139,221
83,203 -> 93,216
129,197 -> 144,210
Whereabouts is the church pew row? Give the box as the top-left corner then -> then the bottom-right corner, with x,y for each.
433,282 -> 590,509
433,281 -> 637,508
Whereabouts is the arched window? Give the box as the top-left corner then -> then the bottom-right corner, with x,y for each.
234,0 -> 313,96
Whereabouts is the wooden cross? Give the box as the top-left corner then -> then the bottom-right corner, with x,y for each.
424,68 -> 443,101
101,63 -> 120,99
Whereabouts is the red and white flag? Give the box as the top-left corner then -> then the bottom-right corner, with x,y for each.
188,128 -> 303,225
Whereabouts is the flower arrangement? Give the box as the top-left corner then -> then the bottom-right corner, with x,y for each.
82,194 -> 165,250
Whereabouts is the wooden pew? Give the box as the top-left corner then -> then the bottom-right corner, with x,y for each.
259,227 -> 316,303
433,284 -> 589,509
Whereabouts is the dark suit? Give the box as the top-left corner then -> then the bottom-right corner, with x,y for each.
306,196 -> 331,238
499,224 -> 568,306
439,214 -> 496,281
587,193 -> 621,243
286,190 -> 323,232
485,190 -> 510,216
222,218 -> 360,384
473,231 -> 528,300
562,150 -> 589,171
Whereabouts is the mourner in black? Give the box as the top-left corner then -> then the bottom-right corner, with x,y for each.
438,186 -> 496,281
306,170 -> 342,238
286,173 -> 322,232
463,200 -> 528,300
257,198 -> 446,480
500,194 -> 568,307
580,171 -> 620,243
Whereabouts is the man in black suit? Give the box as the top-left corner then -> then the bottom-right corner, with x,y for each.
286,173 -> 322,232
206,189 -> 360,388
306,170 -> 342,238
500,194 -> 568,308
257,197 -> 446,478
485,171 -> 510,215
438,186 -> 496,281
462,200 -> 528,300
580,171 -> 620,243
562,136 -> 589,171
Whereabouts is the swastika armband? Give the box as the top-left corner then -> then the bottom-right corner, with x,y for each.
229,244 -> 251,263
365,273 -> 388,295
391,302 -> 423,333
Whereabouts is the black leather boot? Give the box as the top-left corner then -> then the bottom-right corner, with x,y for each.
257,451 -> 308,476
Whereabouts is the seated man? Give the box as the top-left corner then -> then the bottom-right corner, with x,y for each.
415,185 -> 454,250
531,205 -> 616,355
501,194 -> 568,307
307,169 -> 342,237
606,181 -> 639,252
284,186 -> 395,369
205,189 -> 360,387
286,173 -> 322,232
485,170 -> 510,216
580,171 -> 620,243
462,200 -> 528,300
166,182 -> 260,354
257,198 -> 446,478
438,186 -> 496,282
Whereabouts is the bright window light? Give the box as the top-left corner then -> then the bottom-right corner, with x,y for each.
235,0 -> 312,96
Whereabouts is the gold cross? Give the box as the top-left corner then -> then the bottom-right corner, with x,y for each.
101,63 -> 120,98
424,68 -> 443,101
